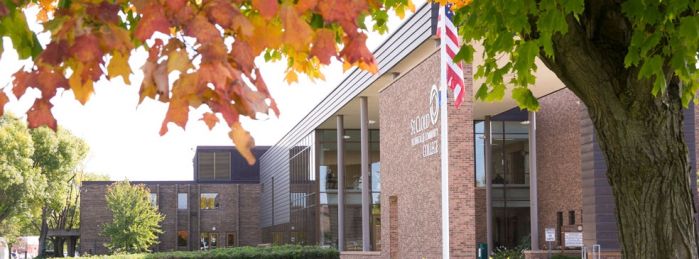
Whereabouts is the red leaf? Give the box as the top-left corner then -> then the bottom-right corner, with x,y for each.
165,0 -> 187,12
27,98 -> 57,130
205,0 -> 236,28
86,2 -> 120,24
340,33 -> 376,67
98,25 -> 134,53
135,3 -> 170,41
0,92 -> 8,117
201,112 -> 219,130
311,29 -> 337,65
230,41 -> 255,76
38,41 -> 68,66
36,67 -> 69,99
12,70 -> 36,98
185,15 -> 220,44
252,0 -> 278,19
317,0 -> 368,35
69,34 -> 103,64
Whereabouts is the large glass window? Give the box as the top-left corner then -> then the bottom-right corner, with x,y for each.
178,193 -> 188,210
149,193 -> 158,207
474,121 -> 486,187
318,129 -> 380,251
288,133 -> 317,245
200,193 -> 219,209
489,120 -> 531,249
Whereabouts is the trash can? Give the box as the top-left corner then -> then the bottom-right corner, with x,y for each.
477,243 -> 488,259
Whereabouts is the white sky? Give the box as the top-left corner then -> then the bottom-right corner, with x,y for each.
0,4 -> 420,181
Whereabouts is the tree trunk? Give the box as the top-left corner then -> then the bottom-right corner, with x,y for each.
38,207 -> 48,258
535,7 -> 699,258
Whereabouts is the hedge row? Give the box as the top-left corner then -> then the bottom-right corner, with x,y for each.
69,245 -> 339,259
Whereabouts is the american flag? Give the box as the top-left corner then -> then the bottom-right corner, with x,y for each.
439,4 -> 465,108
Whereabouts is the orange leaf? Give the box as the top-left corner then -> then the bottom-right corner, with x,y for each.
167,48 -> 191,74
252,0 -> 278,19
201,112 -> 219,130
229,122 -> 256,165
317,0 -> 368,35
0,92 -> 8,117
280,4 -> 313,50
135,3 -> 171,41
27,98 -> 57,130
205,0 -> 236,28
159,98 -> 188,135
285,70 -> 298,83
295,0 -> 317,13
311,29 -> 337,65
69,63 -> 95,105
247,16 -> 283,54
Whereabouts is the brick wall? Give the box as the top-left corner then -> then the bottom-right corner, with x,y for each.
378,50 -> 476,258
535,89 -> 583,249
79,182 -> 261,255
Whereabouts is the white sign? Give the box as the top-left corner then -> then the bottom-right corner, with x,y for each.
545,228 -> 556,242
564,232 -> 583,247
409,85 -> 440,158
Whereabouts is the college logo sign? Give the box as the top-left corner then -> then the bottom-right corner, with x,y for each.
410,84 -> 440,158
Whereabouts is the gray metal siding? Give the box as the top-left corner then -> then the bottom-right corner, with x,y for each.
259,3 -> 436,229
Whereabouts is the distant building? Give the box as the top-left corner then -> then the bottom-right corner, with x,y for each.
79,146 -> 268,255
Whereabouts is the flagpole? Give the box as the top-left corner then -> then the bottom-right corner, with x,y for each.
439,5 -> 451,259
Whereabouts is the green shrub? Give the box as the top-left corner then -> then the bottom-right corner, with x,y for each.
551,254 -> 581,259
63,245 -> 339,259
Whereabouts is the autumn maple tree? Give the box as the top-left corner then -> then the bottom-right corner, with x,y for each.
0,0 -> 414,164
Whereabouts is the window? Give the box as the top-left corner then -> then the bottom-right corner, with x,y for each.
149,193 -> 158,207
557,211 -> 563,246
200,193 -> 219,209
178,193 -> 188,210
198,152 -> 231,181
226,233 -> 235,247
177,231 -> 188,247
569,210 -> 576,225
200,232 -> 218,250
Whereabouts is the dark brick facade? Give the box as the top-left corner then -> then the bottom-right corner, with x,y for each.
79,182 -> 261,255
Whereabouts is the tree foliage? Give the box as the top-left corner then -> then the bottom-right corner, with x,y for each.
452,0 -> 698,110
0,113 -> 88,256
0,115 -> 43,228
102,180 -> 164,254
0,0 -> 414,164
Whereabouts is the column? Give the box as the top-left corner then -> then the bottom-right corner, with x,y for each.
485,116 -> 493,255
336,115 -> 346,251
360,96 -> 371,251
529,112 -> 539,250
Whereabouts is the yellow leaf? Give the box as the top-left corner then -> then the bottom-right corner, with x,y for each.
229,122 -> 256,165
107,52 -> 132,85
167,49 -> 192,74
69,63 -> 94,105
285,70 -> 298,84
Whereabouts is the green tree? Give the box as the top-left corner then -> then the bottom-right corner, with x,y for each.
102,180 -> 164,254
0,115 -> 45,237
29,126 -> 89,257
452,0 -> 699,258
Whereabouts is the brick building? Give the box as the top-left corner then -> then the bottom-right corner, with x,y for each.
79,146 -> 267,255
255,3 -> 699,259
